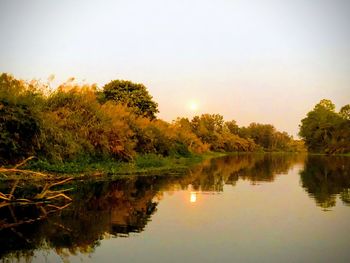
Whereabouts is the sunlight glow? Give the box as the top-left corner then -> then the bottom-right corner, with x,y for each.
188,100 -> 199,112
190,192 -> 197,203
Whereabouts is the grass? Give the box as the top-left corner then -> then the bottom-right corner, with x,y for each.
337,153 -> 350,157
8,152 -> 226,179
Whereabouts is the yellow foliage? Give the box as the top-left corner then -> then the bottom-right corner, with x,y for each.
40,85 -> 136,161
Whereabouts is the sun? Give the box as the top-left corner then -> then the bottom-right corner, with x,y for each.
188,100 -> 199,112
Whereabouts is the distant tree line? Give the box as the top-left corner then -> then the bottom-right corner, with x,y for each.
0,73 -> 304,165
299,99 -> 350,154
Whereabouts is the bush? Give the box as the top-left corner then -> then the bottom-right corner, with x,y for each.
39,84 -> 136,162
0,73 -> 44,164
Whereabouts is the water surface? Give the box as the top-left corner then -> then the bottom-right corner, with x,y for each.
1,154 -> 349,263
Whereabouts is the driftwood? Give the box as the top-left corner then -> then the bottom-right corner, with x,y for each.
0,157 -> 73,204
0,168 -> 49,177
34,177 -> 73,201
0,156 -> 48,177
0,157 -> 74,235
0,178 -> 73,203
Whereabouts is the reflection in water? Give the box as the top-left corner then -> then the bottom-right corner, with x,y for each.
183,153 -> 305,192
190,192 -> 197,203
0,153 -> 349,262
300,155 -> 350,209
0,175 -> 187,261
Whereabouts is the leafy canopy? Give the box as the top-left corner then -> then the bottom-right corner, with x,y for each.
101,80 -> 158,119
299,99 -> 350,154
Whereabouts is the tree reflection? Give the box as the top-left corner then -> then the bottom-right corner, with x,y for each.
0,153 -> 309,261
0,176 -> 172,261
300,155 -> 350,209
183,154 -> 305,191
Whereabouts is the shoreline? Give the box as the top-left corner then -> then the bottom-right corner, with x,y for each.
0,152 -> 226,181
1,151 -> 348,182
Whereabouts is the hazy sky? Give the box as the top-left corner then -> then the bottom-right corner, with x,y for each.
1,0 -> 349,136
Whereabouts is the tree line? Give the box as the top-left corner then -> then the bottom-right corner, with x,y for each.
0,73 -> 305,165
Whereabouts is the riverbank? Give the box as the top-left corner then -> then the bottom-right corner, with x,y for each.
0,152 -> 227,181
3,151 -> 345,181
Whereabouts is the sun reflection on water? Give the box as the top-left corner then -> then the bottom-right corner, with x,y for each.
190,192 -> 197,203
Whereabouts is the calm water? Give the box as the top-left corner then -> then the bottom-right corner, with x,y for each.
1,154 -> 350,263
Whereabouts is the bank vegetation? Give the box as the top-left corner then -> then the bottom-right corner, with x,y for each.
0,73 -> 309,173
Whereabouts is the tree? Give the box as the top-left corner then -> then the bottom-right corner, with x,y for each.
238,122 -> 301,152
190,114 -> 224,149
243,123 -> 275,150
189,114 -> 257,152
101,80 -> 158,119
340,104 -> 350,120
299,99 -> 350,154
315,99 -> 336,111
225,120 -> 239,135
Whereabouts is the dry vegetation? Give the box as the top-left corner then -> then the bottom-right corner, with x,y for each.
0,73 -> 305,172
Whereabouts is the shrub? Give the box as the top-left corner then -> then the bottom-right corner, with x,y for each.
0,73 -> 44,164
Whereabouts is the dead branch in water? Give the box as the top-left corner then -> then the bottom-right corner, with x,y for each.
0,158 -> 74,232
0,177 -> 73,204
13,156 -> 36,169
0,168 -> 49,177
0,156 -> 48,177
0,156 -> 74,203
0,167 -> 47,177
0,158 -> 73,204
34,177 -> 73,201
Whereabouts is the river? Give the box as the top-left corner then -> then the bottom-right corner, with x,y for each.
0,154 -> 349,263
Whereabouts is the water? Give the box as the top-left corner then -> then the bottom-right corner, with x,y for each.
1,154 -> 349,263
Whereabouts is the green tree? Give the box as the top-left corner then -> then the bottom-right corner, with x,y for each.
189,114 -> 257,152
242,123 -> 275,150
339,104 -> 350,120
299,99 -> 350,153
101,80 -> 158,119
315,99 -> 336,111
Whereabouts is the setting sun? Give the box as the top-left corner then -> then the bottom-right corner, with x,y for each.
188,100 -> 199,112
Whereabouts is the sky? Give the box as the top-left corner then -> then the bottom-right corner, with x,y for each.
0,0 -> 349,136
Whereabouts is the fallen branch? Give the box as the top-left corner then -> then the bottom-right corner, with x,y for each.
0,156 -> 49,177
0,178 -> 73,205
45,193 -> 72,201
13,156 -> 36,169
34,178 -> 73,201
0,168 -> 48,177
49,177 -> 73,187
0,158 -> 74,232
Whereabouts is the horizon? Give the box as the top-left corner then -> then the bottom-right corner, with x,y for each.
1,0 -> 349,137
